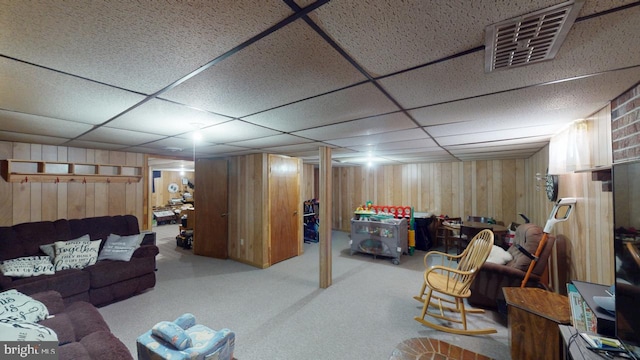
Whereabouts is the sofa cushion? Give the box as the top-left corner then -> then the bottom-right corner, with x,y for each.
85,256 -> 154,288
57,331 -> 133,360
29,290 -> 65,315
10,269 -> 90,300
54,240 -> 102,271
1,256 -> 54,277
98,234 -> 143,262
39,300 -> 111,345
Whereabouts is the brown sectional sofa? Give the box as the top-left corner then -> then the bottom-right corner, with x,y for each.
0,215 -> 159,307
31,290 -> 133,360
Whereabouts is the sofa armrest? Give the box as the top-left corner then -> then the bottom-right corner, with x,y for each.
29,290 -> 66,315
132,245 -> 159,258
140,231 -> 156,246
479,262 -> 541,283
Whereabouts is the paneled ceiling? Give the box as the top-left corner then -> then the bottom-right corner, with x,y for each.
1,0 -> 639,171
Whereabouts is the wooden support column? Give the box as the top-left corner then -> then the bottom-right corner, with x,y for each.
319,146 -> 332,288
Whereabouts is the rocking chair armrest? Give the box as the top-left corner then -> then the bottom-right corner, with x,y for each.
425,265 -> 476,279
423,250 -> 464,267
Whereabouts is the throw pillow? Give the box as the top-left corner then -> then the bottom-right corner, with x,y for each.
485,245 -> 513,265
53,239 -> 102,271
97,233 -> 142,262
0,321 -> 58,342
40,234 -> 91,261
0,256 -> 54,277
0,289 -> 49,324
152,321 -> 192,350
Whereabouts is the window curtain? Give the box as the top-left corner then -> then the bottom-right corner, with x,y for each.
549,120 -> 591,174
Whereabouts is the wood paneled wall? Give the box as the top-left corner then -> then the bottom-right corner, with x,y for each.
227,154 -> 269,268
328,105 -> 615,289
0,141 -> 145,227
331,160 -> 527,231
302,163 -> 315,201
528,105 -> 614,287
0,103 -> 616,285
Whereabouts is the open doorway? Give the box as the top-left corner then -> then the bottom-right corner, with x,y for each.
147,156 -> 194,234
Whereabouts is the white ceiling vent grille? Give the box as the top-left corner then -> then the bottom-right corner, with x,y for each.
485,1 -> 583,72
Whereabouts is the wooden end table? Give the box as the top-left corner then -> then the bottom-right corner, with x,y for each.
503,287 -> 571,360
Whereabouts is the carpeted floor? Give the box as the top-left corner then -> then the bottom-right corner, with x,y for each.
98,224 -> 511,360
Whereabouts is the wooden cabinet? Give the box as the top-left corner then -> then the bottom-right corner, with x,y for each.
503,287 -> 571,360
1,159 -> 142,183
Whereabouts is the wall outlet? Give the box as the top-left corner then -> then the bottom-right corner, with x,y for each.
240,238 -> 244,246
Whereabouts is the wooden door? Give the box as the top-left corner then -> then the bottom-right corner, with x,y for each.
193,158 -> 228,258
269,155 -> 301,265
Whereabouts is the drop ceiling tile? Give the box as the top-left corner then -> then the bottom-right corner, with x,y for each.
199,120 -> 282,143
347,138 -> 439,153
0,130 -> 68,146
381,7 -> 640,109
195,144 -> 249,156
448,142 -> 548,155
141,137 -> 203,154
242,83 -> 399,132
326,128 -> 432,147
262,142 -> 328,155
311,0 -> 562,76
291,113 -> 417,140
457,150 -> 537,161
162,20 -> 367,117
75,127 -> 166,146
435,125 -> 557,147
0,58 -> 145,124
63,140 -> 128,151
0,110 -> 92,139
451,146 -> 544,158
107,99 -> 232,136
412,67 -> 640,134
0,0 -> 292,93
228,134 -> 312,148
446,137 -> 550,150
121,146 -> 164,155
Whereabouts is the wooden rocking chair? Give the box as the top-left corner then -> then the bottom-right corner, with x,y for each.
413,229 -> 496,335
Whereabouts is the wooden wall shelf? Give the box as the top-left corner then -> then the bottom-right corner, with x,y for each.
574,166 -> 612,192
1,159 -> 142,184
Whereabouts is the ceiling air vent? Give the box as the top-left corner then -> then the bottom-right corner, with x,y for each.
485,0 -> 583,72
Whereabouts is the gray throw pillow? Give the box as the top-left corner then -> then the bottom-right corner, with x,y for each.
97,234 -> 142,262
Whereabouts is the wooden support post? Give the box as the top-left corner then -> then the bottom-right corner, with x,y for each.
319,147 -> 332,288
